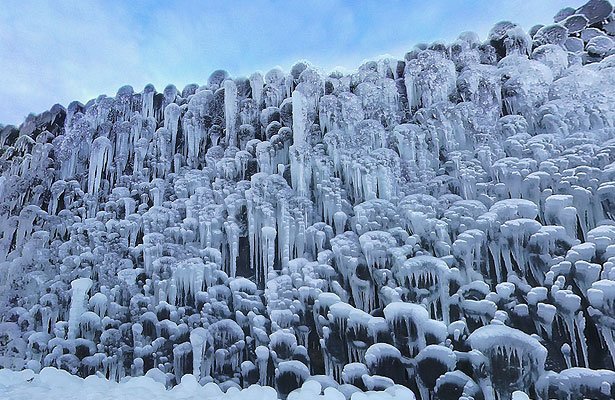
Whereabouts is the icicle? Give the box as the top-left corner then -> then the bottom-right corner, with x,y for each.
250,72 -> 264,110
141,84 -> 155,119
225,79 -> 239,147
164,103 -> 181,157
292,90 -> 309,146
67,278 -> 92,339
87,137 -> 112,194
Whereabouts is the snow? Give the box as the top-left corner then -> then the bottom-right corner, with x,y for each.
3,1 -> 615,398
0,367 -> 285,400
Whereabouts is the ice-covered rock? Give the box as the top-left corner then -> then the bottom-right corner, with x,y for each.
2,1 -> 615,398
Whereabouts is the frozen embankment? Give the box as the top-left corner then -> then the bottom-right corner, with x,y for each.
0,367 -> 422,400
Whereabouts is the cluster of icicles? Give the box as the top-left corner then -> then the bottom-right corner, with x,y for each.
3,1 -> 615,399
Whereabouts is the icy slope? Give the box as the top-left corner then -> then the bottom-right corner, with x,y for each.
2,1 -> 615,399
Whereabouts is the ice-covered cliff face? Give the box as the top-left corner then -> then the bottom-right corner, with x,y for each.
2,1 -> 615,399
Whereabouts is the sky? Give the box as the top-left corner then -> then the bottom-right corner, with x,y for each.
0,0 -> 587,126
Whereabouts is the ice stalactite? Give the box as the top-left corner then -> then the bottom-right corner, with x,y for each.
89,293 -> 107,318
142,84 -> 155,119
276,360 -> 310,397
224,220 -> 241,278
225,79 -> 239,148
393,256 -> 451,324
415,345 -> 457,400
262,226 -> 277,282
164,103 -> 181,159
67,278 -> 93,340
292,90 -> 309,147
404,51 -> 456,111
588,279 -> 615,366
87,137 -> 112,195
537,367 -> 615,400
364,343 -> 406,385
173,258 -> 205,307
250,72 -> 265,111
189,327 -> 210,381
468,324 -> 547,399
383,302 -> 430,358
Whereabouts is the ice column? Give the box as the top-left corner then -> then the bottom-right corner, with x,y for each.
224,79 -> 239,147
67,278 -> 93,339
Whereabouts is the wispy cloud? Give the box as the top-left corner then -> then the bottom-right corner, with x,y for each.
0,0 -> 587,125
0,1 -> 145,123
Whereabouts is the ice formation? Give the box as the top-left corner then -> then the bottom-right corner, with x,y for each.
2,1 -> 615,399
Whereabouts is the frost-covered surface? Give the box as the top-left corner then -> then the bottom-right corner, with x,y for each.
2,1 -> 615,399
0,367 -> 417,400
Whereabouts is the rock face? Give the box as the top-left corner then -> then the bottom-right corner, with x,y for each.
2,1 -> 615,399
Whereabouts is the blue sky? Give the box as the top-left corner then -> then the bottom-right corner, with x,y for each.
0,0 -> 586,125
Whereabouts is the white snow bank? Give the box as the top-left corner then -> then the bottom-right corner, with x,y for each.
0,367 -> 416,400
